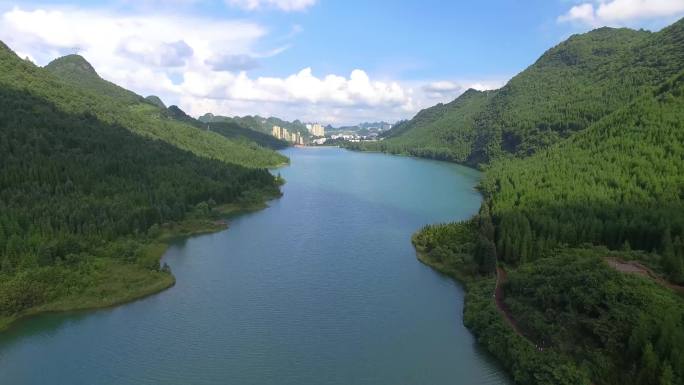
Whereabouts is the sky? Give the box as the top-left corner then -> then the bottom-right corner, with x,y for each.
1,0 -> 683,125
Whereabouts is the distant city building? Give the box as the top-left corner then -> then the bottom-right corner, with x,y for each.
271,125 -> 290,141
271,125 -> 282,138
307,122 -> 325,137
272,125 -> 304,145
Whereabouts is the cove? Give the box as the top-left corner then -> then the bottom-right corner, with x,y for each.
0,147 -> 510,385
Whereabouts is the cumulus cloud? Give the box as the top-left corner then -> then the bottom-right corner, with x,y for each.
206,54 -> 260,71
226,0 -> 316,11
118,39 -> 194,67
558,0 -> 684,26
179,68 -> 416,120
422,81 -> 464,98
0,4 -> 504,125
421,80 -> 503,100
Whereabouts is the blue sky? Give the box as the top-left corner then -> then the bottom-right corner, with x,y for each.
1,0 -> 683,124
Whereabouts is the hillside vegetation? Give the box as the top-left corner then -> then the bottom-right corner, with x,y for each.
351,19 -> 684,167
0,42 -> 282,329
200,113 -> 311,138
39,53 -> 287,168
402,19 -> 684,385
164,105 -> 289,150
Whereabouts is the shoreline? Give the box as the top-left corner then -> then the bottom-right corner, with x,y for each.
0,194 -> 281,334
343,144 -> 484,171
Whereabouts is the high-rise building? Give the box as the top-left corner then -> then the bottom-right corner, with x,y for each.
271,125 -> 282,138
309,123 -> 325,137
273,125 -> 304,144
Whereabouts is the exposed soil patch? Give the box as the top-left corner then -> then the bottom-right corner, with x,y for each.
605,257 -> 684,295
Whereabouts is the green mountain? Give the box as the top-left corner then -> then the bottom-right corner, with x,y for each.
0,42 -> 282,329
399,18 -> 684,385
200,113 -> 310,138
46,54 -> 144,105
145,95 -> 166,109
354,19 -> 684,166
205,121 -> 289,150
42,54 -> 286,168
166,104 -> 203,127
164,107 -> 288,150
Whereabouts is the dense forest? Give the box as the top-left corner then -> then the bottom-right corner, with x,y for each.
386,18 -> 684,385
205,121 -> 289,150
141,101 -> 290,150
0,42 -> 283,328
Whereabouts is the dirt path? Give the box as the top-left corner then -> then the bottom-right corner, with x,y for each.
494,266 -> 533,344
605,257 -> 684,295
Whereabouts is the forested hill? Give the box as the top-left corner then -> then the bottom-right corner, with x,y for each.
204,120 -> 289,150
166,104 -> 289,150
413,71 -> 684,385
351,18 -> 684,167
37,51 -> 287,168
406,18 -> 684,385
200,113 -> 311,138
0,41 -> 283,329
46,55 -> 144,105
487,67 -> 684,273
471,67 -> 684,385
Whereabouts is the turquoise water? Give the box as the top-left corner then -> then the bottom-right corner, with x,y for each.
0,147 -> 510,385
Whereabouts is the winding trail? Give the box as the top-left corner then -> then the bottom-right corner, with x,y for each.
494,266 -> 529,342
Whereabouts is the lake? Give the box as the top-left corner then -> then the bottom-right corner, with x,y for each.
0,147 -> 510,385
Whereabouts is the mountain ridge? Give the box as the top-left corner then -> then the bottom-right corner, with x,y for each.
0,44 -> 288,168
351,19 -> 684,167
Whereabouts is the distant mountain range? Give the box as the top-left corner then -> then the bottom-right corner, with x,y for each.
199,113 -> 310,138
332,121 -> 393,132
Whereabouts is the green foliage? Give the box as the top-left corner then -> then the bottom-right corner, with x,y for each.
504,248 -> 684,385
200,113 -> 311,138
348,89 -> 491,162
145,95 -> 167,109
352,19 -> 684,167
464,278 -> 591,385
413,215 -> 497,277
205,121 -> 289,150
0,42 -> 282,321
483,71 -> 684,280
26,51 -> 287,168
397,17 -> 684,385
415,226 -> 591,385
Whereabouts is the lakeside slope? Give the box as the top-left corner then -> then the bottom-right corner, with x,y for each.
0,41 -> 287,332
370,18 -> 684,385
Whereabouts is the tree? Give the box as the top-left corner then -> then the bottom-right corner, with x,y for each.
475,235 -> 497,275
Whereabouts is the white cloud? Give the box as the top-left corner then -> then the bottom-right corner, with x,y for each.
0,4 -> 504,125
178,67 -> 416,118
227,0 -> 316,11
421,80 -> 503,100
559,0 -> 684,26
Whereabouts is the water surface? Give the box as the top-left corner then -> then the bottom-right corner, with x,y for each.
0,147 -> 510,385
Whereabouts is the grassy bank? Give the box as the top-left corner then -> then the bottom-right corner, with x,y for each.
0,260 -> 175,331
0,192 -> 281,333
